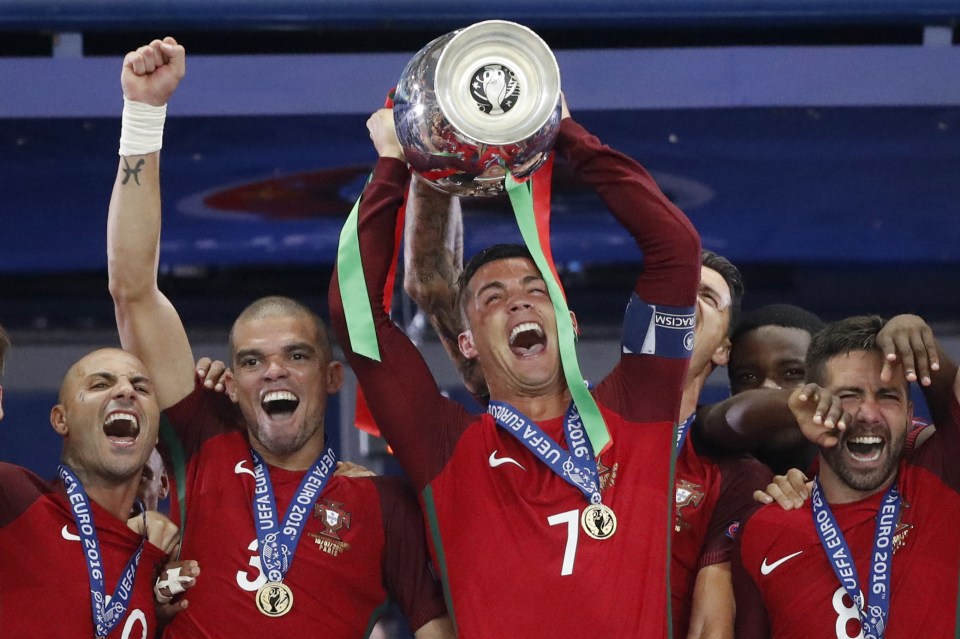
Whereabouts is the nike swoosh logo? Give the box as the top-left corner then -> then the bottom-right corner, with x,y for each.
488,450 -> 525,471
61,525 -> 81,542
234,460 -> 256,478
760,550 -> 803,575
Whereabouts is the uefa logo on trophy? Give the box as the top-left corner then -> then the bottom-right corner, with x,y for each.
393,20 -> 562,197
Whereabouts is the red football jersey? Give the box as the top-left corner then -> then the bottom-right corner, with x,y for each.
734,397 -> 960,638
331,119 -> 701,637
160,387 -> 446,638
671,429 -> 772,638
0,463 -> 166,638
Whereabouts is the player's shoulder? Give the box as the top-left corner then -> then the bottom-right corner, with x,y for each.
741,501 -> 811,543
365,475 -> 419,502
163,382 -> 242,427
0,463 -> 52,526
328,474 -> 416,503
0,462 -> 47,491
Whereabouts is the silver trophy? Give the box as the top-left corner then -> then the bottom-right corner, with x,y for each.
393,20 -> 562,197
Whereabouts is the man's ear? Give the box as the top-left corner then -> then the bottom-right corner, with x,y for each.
458,330 -> 479,360
223,369 -> 240,404
50,403 -> 69,436
569,311 -> 579,337
158,467 -> 170,501
326,361 -> 345,394
712,337 -> 731,367
0,384 -> 4,422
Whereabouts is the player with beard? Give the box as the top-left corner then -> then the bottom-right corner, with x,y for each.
732,315 -> 960,637
331,101 -> 701,636
0,348 -> 174,637
106,38 -> 450,638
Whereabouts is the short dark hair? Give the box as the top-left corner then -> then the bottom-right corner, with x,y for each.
701,249 -> 745,335
805,315 -> 885,386
456,243 -> 535,314
229,296 -> 331,364
732,303 -> 825,345
0,324 -> 8,378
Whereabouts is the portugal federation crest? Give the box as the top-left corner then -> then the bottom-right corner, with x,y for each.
308,500 -> 352,556
674,479 -> 705,532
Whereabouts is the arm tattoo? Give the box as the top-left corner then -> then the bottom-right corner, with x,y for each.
122,158 -> 146,186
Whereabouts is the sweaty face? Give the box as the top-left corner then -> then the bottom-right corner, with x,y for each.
728,326 -> 811,395
54,349 -> 160,483
229,315 -> 338,461
819,350 -> 911,495
688,266 -> 733,380
459,257 -> 561,397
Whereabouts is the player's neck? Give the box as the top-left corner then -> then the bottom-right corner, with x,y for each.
251,431 -> 326,472
491,387 -> 571,421
680,364 -> 712,423
67,467 -> 139,521
818,460 -> 897,505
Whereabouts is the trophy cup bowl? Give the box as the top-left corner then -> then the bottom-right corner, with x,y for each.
393,20 -> 562,197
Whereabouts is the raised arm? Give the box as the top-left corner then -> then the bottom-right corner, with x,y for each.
878,313 -> 958,428
329,109 -> 467,490
696,389 -> 803,452
402,175 -> 486,397
561,108 -> 700,422
555,115 -> 700,309
107,38 -> 195,410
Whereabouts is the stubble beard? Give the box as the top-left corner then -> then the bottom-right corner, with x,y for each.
821,424 -> 906,494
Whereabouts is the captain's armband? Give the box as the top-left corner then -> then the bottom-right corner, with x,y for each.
621,294 -> 695,359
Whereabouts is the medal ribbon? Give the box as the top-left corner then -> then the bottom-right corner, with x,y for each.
674,413 -> 694,458
506,169 -> 612,457
488,400 -> 602,504
59,465 -> 146,638
250,447 -> 337,583
811,477 -> 900,638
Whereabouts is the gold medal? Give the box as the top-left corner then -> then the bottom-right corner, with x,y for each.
255,581 -> 294,617
581,503 -> 617,540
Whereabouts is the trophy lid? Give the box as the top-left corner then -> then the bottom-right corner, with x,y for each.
435,20 -> 560,146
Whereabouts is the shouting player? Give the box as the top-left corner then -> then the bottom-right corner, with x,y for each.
331,100 -> 700,636
106,38 -> 451,638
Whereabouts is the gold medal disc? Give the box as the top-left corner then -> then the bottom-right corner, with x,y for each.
256,581 -> 294,617
581,503 -> 617,540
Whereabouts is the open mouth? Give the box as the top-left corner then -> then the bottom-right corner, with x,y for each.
509,322 -> 546,356
103,411 -> 140,443
845,435 -> 884,463
262,390 -> 300,419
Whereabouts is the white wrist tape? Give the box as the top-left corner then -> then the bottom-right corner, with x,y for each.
119,98 -> 166,156
154,566 -> 191,604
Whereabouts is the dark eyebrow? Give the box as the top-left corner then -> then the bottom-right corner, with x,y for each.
776,358 -> 806,366
234,348 -> 264,362
88,372 -> 151,386
834,385 -> 864,394
475,281 -> 506,299
283,342 -> 317,355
